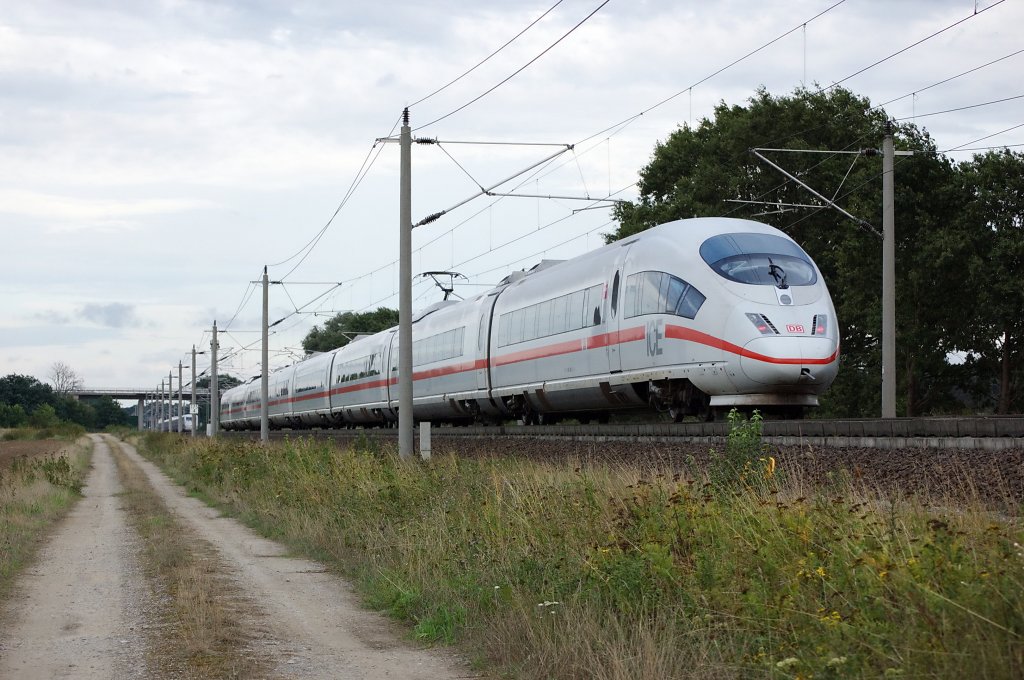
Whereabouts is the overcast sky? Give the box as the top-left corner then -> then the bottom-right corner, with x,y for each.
2,0 -> 1021,395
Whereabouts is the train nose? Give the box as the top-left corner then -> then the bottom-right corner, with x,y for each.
739,337 -> 839,386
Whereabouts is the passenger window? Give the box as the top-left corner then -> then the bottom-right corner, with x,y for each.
568,290 -> 585,330
511,309 -> 525,344
524,306 -> 538,341
552,296 -> 568,334
499,313 -> 510,347
589,284 -> 604,326
640,272 -> 663,315
677,286 -> 706,319
623,274 -> 638,318
658,273 -> 672,313
666,276 -> 686,312
537,300 -> 553,338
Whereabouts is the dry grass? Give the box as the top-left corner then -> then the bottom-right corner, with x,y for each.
141,430 -> 1024,679
0,437 -> 90,599
108,437 -> 269,679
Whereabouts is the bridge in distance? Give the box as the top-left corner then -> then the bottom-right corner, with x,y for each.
71,387 -> 212,430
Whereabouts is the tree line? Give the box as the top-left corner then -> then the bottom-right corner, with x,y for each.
300,86 -> 1020,418
0,371 -> 131,430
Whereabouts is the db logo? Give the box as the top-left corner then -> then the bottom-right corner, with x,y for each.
786,324 -> 805,334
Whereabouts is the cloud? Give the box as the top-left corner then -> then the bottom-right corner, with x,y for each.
79,303 -> 140,328
32,309 -> 73,325
0,189 -> 213,231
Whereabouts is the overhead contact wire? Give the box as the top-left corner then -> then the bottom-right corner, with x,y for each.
414,0 -> 612,131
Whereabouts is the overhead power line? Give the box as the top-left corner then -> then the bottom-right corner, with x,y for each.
893,93 -> 1024,121
820,0 -> 1008,94
409,0 -> 565,108
414,0 -> 612,131
876,47 -> 1024,109
267,111 -> 403,280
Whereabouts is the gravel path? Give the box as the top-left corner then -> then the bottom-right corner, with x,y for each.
116,438 -> 472,679
0,434 -> 151,679
0,435 -> 473,679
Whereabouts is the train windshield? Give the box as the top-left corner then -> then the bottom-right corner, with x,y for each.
699,233 -> 817,286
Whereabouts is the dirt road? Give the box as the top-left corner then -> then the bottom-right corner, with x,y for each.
0,435 -> 151,679
0,435 -> 472,679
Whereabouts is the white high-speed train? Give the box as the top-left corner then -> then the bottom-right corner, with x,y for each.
220,217 -> 839,429
156,413 -> 195,433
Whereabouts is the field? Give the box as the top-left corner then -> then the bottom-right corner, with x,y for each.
138,422 -> 1024,680
0,435 -> 91,597
0,439 -> 69,468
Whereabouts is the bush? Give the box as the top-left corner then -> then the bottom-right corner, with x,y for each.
0,403 -> 28,427
28,404 -> 59,429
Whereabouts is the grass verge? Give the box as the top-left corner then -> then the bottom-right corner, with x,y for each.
108,437 -> 269,679
2,423 -> 88,441
0,438 -> 90,599
140,430 -> 1024,679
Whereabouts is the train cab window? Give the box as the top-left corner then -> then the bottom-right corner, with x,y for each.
700,233 -> 817,286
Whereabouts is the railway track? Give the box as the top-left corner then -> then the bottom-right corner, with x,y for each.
225,416 -> 1024,450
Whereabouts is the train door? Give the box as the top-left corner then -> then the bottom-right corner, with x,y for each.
385,330 -> 399,418
606,242 -> 634,374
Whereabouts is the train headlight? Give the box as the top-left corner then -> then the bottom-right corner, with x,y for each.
812,314 -> 828,336
746,313 -> 779,336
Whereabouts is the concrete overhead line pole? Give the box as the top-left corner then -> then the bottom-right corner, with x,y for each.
211,321 -> 219,436
191,345 -> 198,437
178,361 -> 184,433
159,379 -> 165,430
169,370 -> 174,426
261,266 -> 270,443
399,107 -> 414,460
881,131 -> 896,419
748,140 -> 908,419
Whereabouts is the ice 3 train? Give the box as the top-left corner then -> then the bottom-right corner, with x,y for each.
220,217 -> 840,429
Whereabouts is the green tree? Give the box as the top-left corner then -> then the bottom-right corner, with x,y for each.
301,307 -> 399,354
0,403 -> 28,427
53,395 -> 96,429
959,149 -> 1024,413
29,403 -> 59,428
611,86 -> 969,416
0,374 -> 55,411
196,375 -> 243,391
91,396 -> 132,429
